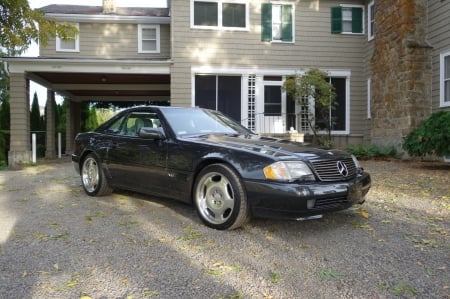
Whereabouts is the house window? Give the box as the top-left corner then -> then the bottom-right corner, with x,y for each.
261,3 -> 294,42
368,1 -> 375,40
56,23 -> 79,52
264,85 -> 282,116
331,5 -> 364,34
195,75 -> 242,121
313,78 -> 347,131
192,0 -> 248,30
302,77 -> 348,133
441,51 -> 450,107
138,25 -> 160,53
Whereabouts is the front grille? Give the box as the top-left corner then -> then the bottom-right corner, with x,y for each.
311,158 -> 357,181
311,196 -> 349,210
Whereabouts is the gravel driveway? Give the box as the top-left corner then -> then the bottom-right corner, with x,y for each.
0,159 -> 449,298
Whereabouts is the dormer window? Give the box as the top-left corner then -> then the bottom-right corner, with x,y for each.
138,25 -> 160,53
56,23 -> 79,52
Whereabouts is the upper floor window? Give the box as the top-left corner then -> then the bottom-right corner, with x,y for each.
56,23 -> 79,52
138,25 -> 160,53
192,0 -> 248,30
331,5 -> 364,34
441,50 -> 450,107
261,3 -> 294,43
368,1 -> 375,40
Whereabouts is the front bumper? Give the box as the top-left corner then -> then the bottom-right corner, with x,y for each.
245,172 -> 371,220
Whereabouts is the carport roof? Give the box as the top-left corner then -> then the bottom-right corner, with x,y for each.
4,57 -> 172,102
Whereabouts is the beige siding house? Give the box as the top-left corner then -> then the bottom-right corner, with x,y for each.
171,0 -> 371,146
428,0 -> 450,110
3,0 -> 450,167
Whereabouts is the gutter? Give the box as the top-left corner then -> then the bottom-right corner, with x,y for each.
44,13 -> 170,24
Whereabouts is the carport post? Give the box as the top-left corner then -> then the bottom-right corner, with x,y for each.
58,132 -> 62,159
32,133 -> 36,164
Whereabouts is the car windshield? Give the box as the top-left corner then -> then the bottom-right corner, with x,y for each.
162,108 -> 253,137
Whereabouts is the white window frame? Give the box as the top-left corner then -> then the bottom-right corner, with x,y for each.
368,1 -> 375,41
138,24 -> 160,53
270,3 -> 295,43
56,23 -> 79,52
190,0 -> 249,31
367,78 -> 372,119
339,4 -> 365,35
441,50 -> 450,107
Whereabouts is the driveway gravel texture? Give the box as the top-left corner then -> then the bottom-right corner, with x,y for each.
0,158 -> 449,299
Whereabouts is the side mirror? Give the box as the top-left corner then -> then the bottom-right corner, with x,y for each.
139,127 -> 165,140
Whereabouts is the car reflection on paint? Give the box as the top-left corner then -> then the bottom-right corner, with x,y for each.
72,106 -> 371,230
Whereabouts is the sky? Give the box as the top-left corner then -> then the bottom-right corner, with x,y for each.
25,0 -> 167,106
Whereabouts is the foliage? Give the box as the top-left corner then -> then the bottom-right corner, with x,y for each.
346,144 -> 398,159
0,131 -> 6,165
402,111 -> 450,157
81,102 -> 99,131
0,94 -> 9,131
0,0 -> 78,54
282,68 -> 336,147
30,92 -> 45,132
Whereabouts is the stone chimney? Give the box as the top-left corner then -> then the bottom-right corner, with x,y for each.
103,0 -> 116,14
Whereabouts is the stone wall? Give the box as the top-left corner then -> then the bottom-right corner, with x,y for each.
370,0 -> 432,150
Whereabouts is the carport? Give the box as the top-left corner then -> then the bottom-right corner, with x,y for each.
4,56 -> 171,168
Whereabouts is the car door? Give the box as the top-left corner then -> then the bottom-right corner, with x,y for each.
106,110 -> 168,195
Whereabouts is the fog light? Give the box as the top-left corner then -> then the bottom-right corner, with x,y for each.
307,199 -> 316,209
295,187 -> 310,197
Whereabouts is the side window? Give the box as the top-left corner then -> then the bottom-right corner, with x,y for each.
261,3 -> 294,42
56,23 -> 80,52
331,6 -> 364,34
104,112 -> 160,136
138,25 -> 160,53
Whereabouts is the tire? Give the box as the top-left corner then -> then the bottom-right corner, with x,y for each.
193,164 -> 250,230
80,153 -> 113,196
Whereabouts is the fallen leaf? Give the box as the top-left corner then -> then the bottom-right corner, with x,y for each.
360,208 -> 369,219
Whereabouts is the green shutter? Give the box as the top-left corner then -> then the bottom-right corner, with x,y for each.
261,3 -> 272,42
352,7 -> 363,33
331,6 -> 342,33
281,5 -> 293,42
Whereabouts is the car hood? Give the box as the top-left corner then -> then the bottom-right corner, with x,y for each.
183,134 -> 350,161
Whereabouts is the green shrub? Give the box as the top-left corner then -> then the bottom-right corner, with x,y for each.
0,131 -> 6,166
346,144 -> 397,159
402,111 -> 450,157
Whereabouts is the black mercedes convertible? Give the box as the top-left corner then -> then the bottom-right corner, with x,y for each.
72,106 -> 371,230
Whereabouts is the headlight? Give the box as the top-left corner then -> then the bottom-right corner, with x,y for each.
263,161 -> 315,182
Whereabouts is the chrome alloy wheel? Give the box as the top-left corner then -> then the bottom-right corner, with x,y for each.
81,157 -> 99,193
195,171 -> 235,225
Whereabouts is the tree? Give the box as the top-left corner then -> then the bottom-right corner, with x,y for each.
0,96 -> 10,131
283,68 -> 337,147
30,92 -> 44,131
1,0 -> 78,55
81,102 -> 98,131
